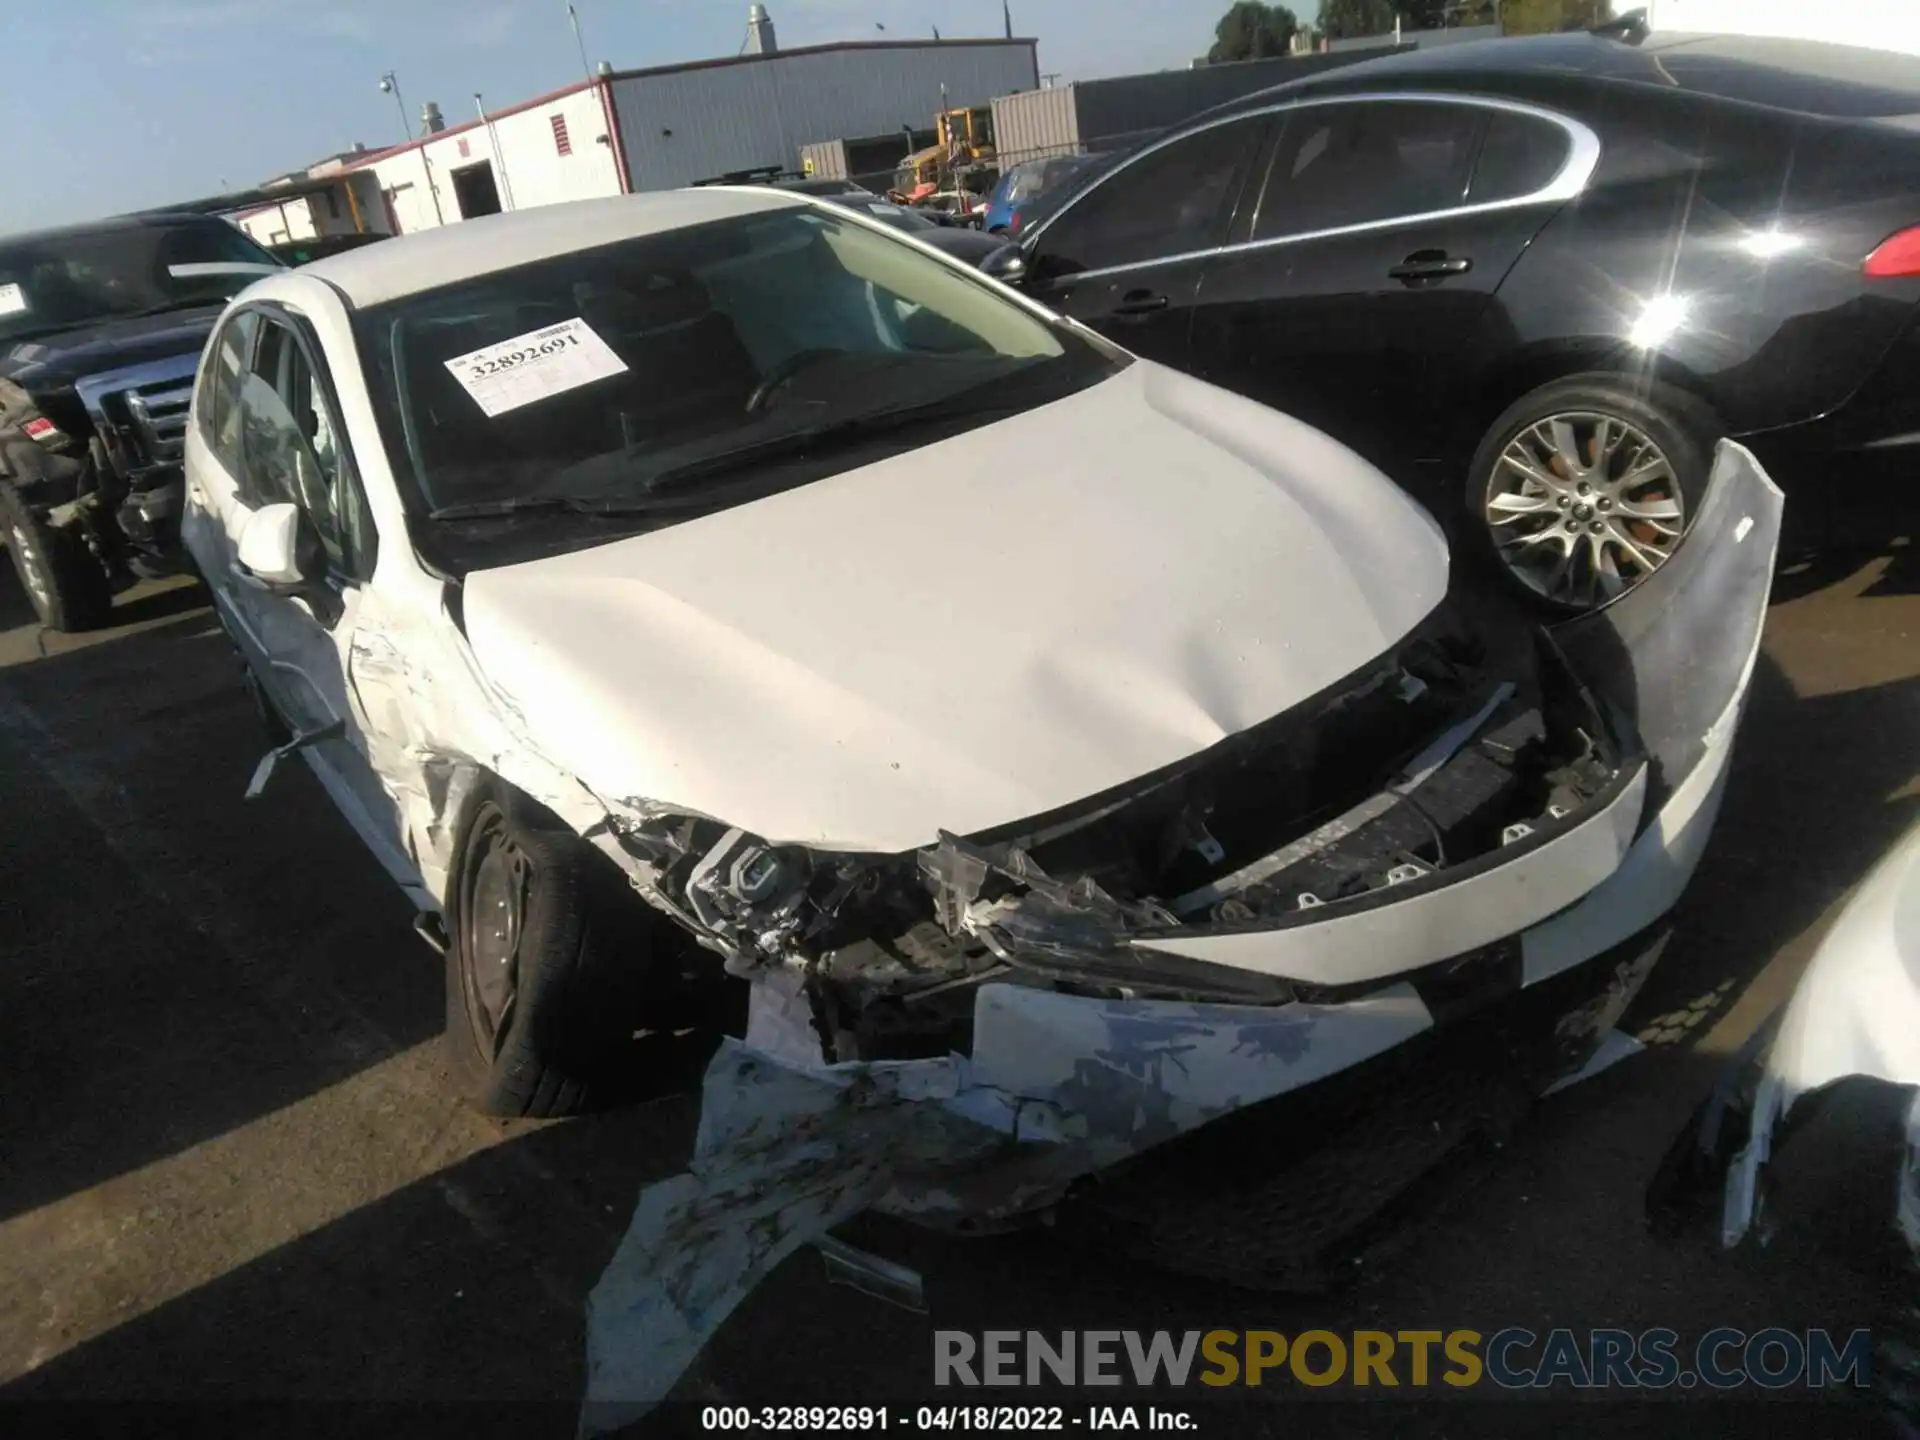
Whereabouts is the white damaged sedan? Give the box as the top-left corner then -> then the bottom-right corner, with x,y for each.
181,190 -> 1779,1210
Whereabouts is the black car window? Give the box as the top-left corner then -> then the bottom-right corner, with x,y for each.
199,309 -> 260,470
1031,116 -> 1262,276
233,318 -> 377,581
1250,102 -> 1483,241
1469,112 -> 1573,204
0,221 -> 279,345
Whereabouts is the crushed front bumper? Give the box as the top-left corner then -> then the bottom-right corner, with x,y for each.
581,442 -> 1783,1431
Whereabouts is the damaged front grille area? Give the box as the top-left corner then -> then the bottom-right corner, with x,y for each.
612,599 -> 1631,1064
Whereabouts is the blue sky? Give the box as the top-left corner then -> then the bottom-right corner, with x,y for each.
0,0 -> 1278,234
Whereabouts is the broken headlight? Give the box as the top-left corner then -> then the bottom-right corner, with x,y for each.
618,812 -> 902,970
686,827 -> 802,930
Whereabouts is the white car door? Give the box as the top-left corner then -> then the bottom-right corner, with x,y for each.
187,304 -> 420,893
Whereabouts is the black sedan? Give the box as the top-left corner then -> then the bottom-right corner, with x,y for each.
984,26 -> 1920,608
831,196 -> 1013,266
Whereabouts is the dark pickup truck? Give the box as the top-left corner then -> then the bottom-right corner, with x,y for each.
0,212 -> 280,630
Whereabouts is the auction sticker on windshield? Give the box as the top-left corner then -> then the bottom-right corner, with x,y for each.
444,317 -> 629,418
0,283 -> 27,316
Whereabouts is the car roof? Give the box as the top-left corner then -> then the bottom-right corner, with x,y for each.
1210,30 -> 1920,121
0,210 -> 233,249
773,177 -> 871,195
298,189 -> 805,309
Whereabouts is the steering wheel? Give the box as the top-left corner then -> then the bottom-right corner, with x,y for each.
745,348 -> 844,415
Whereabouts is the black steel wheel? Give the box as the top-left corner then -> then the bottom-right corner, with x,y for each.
0,481 -> 111,631
442,784 -> 720,1118
455,802 -> 530,1067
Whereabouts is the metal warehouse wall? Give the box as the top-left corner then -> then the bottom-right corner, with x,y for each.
990,85 -> 1081,164
992,50 -> 1412,167
610,40 -> 1039,189
798,139 -> 850,179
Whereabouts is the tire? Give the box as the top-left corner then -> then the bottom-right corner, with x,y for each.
0,482 -> 111,631
443,782 -> 714,1118
1464,374 -> 1720,613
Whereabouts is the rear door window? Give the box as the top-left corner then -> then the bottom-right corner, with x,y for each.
1030,115 -> 1266,275
1469,112 -> 1574,203
1250,102 -> 1484,241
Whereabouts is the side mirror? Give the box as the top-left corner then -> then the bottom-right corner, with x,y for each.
981,244 -> 1028,286
236,502 -> 324,591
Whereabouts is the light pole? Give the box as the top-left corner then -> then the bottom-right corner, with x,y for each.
475,93 -> 517,212
564,1 -> 594,83
381,70 -> 445,227
378,71 -> 412,142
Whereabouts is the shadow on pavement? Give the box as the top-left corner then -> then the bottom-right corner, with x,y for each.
1625,652 -> 1919,1035
101,576 -> 211,629
0,611 -> 436,1226
0,1043 -> 1888,1440
0,1101 -> 696,1421
1770,537 -> 1920,605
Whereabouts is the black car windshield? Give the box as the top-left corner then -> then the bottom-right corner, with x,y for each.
0,220 -> 280,343
849,200 -> 939,232
354,206 -> 1125,566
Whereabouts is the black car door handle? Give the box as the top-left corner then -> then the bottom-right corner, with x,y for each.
1112,288 -> 1171,316
1388,252 -> 1473,283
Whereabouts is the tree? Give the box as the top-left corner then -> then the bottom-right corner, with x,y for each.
1499,0 -> 1611,32
1318,0 -> 1397,42
1207,1 -> 1300,62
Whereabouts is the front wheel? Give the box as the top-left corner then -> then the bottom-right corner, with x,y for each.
1465,375 -> 1718,612
0,482 -> 111,631
444,786 -> 713,1118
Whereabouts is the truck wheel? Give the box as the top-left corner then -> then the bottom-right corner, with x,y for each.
444,785 -> 709,1118
0,482 -> 111,632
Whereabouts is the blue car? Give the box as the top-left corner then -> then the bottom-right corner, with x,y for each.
981,153 -> 1103,236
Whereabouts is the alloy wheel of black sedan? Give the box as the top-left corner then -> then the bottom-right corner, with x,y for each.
1484,411 -> 1686,609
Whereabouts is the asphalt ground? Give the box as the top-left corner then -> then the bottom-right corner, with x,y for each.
0,538 -> 1915,1439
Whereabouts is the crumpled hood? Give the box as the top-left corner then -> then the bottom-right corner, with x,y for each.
460,361 -> 1448,853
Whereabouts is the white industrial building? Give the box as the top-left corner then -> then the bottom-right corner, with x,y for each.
236,7 -> 1037,241
1640,0 -> 1920,55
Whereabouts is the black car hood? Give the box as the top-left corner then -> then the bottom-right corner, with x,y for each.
919,228 -> 1014,266
0,306 -> 224,392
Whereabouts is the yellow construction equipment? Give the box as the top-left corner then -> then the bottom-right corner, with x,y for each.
892,107 -> 996,203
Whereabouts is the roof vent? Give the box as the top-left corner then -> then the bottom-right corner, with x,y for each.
746,3 -> 777,55
420,101 -> 445,135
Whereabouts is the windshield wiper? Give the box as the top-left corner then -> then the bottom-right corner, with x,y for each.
428,378 -> 1042,524
427,495 -> 664,521
634,386 -> 1033,495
